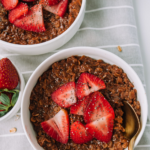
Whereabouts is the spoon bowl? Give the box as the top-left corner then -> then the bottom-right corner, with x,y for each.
123,101 -> 141,150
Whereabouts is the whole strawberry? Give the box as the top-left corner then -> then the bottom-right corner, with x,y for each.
0,58 -> 19,90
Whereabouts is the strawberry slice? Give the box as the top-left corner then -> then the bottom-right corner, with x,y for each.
1,0 -> 18,10
85,114 -> 114,143
51,82 -> 77,108
40,0 -> 68,17
84,92 -> 114,143
70,121 -> 93,144
41,109 -> 69,144
9,3 -> 28,24
70,95 -> 90,115
40,0 -> 62,6
14,4 -> 46,32
22,0 -> 35,2
76,73 -> 106,100
84,92 -> 115,123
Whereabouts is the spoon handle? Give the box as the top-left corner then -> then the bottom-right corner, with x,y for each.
128,137 -> 136,150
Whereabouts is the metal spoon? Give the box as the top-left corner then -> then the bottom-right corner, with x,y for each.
122,101 -> 141,150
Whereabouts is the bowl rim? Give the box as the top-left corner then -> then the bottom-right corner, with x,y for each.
0,0 -> 86,48
0,59 -> 25,122
21,47 -> 148,150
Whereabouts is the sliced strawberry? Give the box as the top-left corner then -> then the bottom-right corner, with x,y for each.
9,3 -> 28,24
14,4 -> 46,32
51,82 -> 77,108
70,121 -> 93,144
22,0 -> 35,2
40,0 -> 68,17
76,73 -> 106,100
41,109 -> 69,144
84,92 -> 115,123
1,0 -> 18,10
40,0 -> 62,6
70,95 -> 90,115
86,114 -> 114,143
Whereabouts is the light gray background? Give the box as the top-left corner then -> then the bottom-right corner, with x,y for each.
0,0 -> 149,149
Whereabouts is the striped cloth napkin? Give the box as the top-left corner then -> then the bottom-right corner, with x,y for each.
0,0 -> 149,149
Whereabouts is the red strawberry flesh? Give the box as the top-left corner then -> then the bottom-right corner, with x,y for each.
70,121 -> 93,144
22,0 -> 35,2
76,73 -> 106,100
83,92 -> 115,143
0,58 -> 19,90
51,82 -> 77,108
14,4 -> 46,32
9,3 -> 28,24
40,0 -> 68,17
41,109 -> 69,144
86,114 -> 114,143
2,0 -> 18,10
41,0 -> 62,6
70,95 -> 90,115
84,92 -> 115,123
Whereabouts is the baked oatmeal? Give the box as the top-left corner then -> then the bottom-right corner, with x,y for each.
29,55 -> 141,150
0,0 -> 82,45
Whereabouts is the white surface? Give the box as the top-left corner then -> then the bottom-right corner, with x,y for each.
0,0 -> 149,149
133,0 -> 150,122
21,47 -> 148,150
0,61 -> 25,122
0,0 -> 86,55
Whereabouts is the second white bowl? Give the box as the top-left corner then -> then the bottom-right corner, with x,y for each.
0,0 -> 86,55
21,47 -> 147,150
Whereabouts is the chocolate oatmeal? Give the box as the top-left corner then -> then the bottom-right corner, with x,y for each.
29,55 -> 141,150
0,0 -> 82,45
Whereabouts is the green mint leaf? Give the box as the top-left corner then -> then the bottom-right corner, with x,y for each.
0,111 -> 7,117
0,104 -> 8,111
11,92 -> 19,106
0,93 -> 11,106
0,89 -> 19,94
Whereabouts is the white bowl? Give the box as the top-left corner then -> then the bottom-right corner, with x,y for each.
21,47 -> 148,150
0,0 -> 86,55
0,59 -> 25,122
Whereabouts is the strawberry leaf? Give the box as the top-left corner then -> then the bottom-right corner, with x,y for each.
0,89 -> 19,94
0,111 -> 7,117
11,92 -> 19,106
0,93 -> 11,106
0,104 -> 8,111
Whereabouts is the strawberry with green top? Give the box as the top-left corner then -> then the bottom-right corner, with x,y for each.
0,58 -> 20,117
0,58 -> 19,90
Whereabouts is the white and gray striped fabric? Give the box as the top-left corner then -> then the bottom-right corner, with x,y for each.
0,0 -> 149,149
